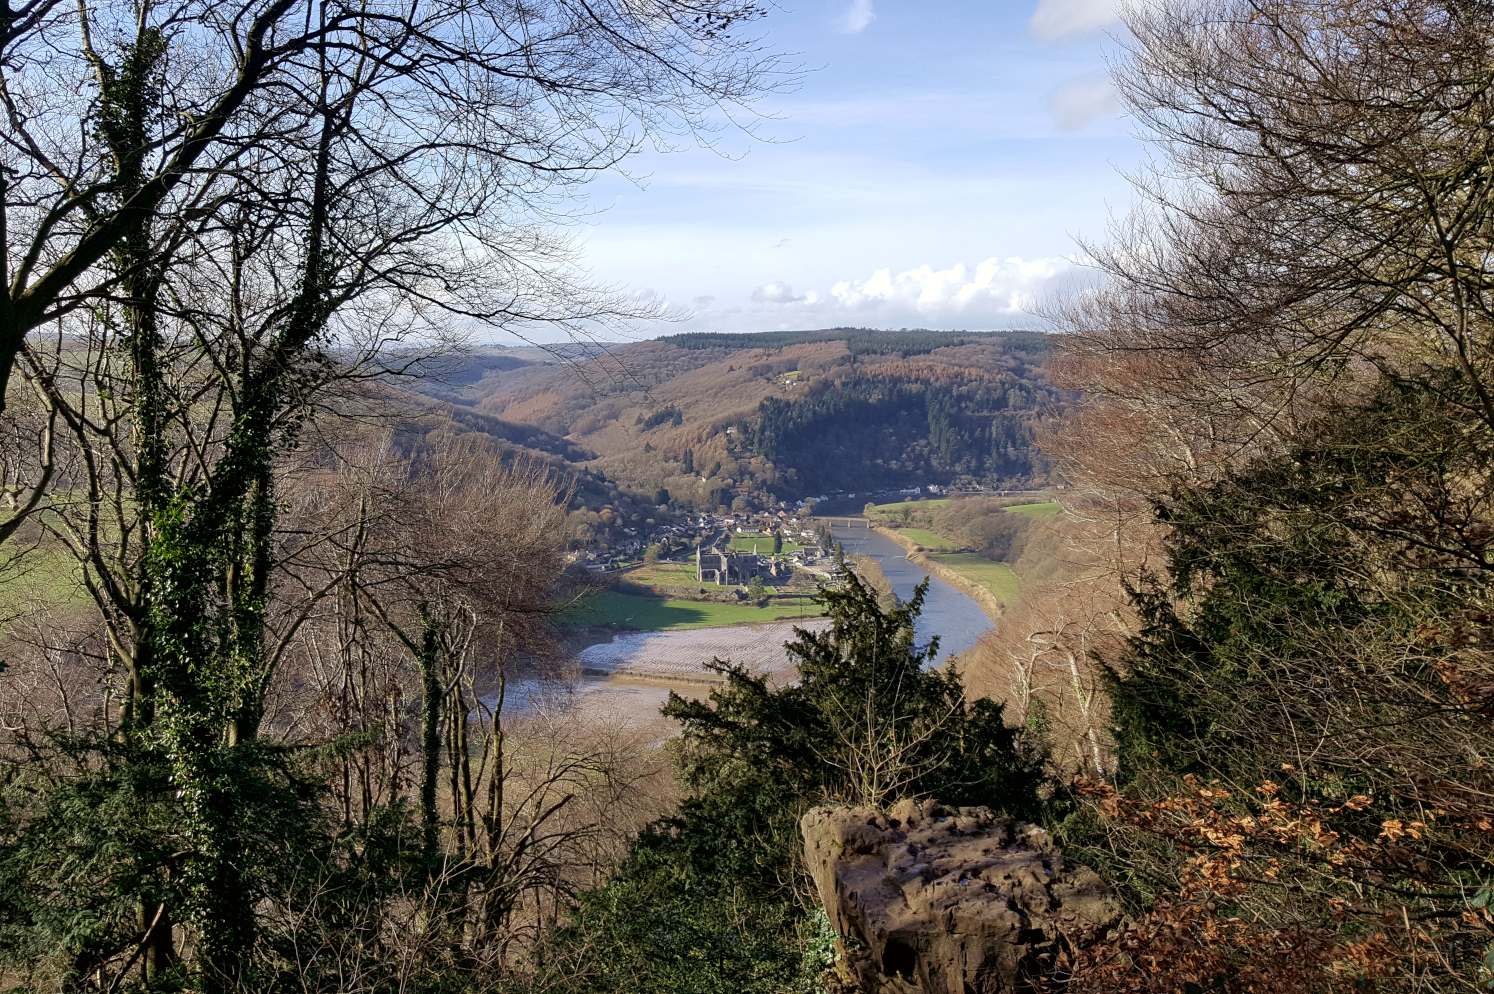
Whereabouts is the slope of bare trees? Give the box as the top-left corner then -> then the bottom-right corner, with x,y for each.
0,1 -> 785,988
0,410 -> 678,991
1016,0 -> 1494,988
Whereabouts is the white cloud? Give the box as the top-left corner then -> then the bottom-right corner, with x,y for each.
740,256 -> 1085,327
1029,0 -> 1118,41
1047,73 -> 1120,131
834,0 -> 875,34
751,281 -> 811,303
829,257 -> 1072,316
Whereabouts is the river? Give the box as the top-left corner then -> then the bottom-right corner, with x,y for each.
506,515 -> 994,719
827,519 -> 994,662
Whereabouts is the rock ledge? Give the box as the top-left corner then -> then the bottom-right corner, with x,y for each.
801,799 -> 1121,994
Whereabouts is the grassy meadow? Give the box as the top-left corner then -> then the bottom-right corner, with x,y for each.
1003,501 -> 1061,517
626,561 -> 701,587
896,528 -> 959,551
924,553 -> 1022,605
725,533 -> 803,554
0,544 -> 90,611
869,499 -> 950,517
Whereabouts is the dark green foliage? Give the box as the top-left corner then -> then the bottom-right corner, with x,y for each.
544,572 -> 1040,993
0,732 -> 333,991
667,573 -> 1041,814
1105,382 -> 1492,800
662,329 -> 1055,357
655,488 -> 671,506
1069,387 -> 1494,984
752,375 -> 1063,495
545,770 -> 818,994
638,406 -> 684,430
1106,493 -> 1384,781
0,740 -> 181,988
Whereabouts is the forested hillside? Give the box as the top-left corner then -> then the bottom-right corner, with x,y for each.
415,329 -> 1071,505
752,368 -> 1051,493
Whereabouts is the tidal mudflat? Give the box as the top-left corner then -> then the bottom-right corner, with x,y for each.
576,619 -> 827,684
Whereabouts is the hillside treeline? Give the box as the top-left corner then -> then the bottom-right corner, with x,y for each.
444,335 -> 1067,507
663,328 -> 1053,358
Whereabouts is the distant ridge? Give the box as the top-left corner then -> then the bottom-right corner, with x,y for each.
659,328 -> 1054,356
403,327 -> 1071,516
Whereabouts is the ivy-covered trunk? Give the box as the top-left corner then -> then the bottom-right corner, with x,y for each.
87,25 -> 340,979
419,605 -> 443,864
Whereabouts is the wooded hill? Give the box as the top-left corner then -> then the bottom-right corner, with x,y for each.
409,329 -> 1072,507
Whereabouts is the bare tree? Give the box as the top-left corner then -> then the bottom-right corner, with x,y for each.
1058,0 -> 1494,457
267,419 -> 677,973
0,0 -> 788,979
0,0 -> 787,415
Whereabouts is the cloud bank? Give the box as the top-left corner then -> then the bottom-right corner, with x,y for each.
827,257 -> 1073,318
751,281 -> 811,304
707,256 -> 1086,330
1029,0 -> 1118,40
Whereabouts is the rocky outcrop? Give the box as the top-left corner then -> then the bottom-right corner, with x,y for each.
801,800 -> 1121,994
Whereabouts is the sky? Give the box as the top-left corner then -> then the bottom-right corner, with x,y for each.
526,0 -> 1143,342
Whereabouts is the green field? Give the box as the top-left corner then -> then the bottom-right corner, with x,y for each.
628,561 -> 702,587
568,590 -> 824,630
0,545 -> 90,609
1005,501 -> 1061,517
926,553 -> 1022,604
897,528 -> 959,551
726,533 -> 802,554
870,499 -> 949,516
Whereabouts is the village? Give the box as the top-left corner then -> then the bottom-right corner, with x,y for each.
565,481 -> 1043,576
569,506 -> 834,581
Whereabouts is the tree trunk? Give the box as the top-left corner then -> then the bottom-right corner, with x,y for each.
419,605 -> 442,863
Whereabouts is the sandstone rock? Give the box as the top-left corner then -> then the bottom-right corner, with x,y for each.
801,799 -> 1121,994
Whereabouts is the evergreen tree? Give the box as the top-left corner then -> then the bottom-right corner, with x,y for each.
543,573 -> 1040,993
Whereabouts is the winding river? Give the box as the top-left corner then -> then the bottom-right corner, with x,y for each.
827,519 -> 994,662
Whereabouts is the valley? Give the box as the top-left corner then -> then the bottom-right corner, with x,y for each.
396,329 -> 1073,709
4,2 -> 1479,989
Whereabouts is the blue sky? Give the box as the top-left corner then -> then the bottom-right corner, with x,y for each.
547,0 -> 1142,340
